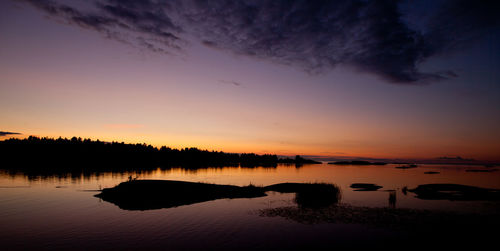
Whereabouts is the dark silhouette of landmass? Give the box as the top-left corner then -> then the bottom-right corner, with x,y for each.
408,184 -> 500,201
395,164 -> 418,169
328,160 -> 386,165
0,136 -> 319,170
437,156 -> 476,161
350,183 -> 383,191
424,171 -> 440,174
465,169 -> 498,173
278,155 -> 321,164
95,180 -> 341,210
95,180 -> 266,210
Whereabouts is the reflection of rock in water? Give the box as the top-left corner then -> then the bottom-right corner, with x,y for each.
95,180 -> 342,210
265,183 -> 341,208
408,184 -> 500,201
388,191 -> 396,208
294,183 -> 341,209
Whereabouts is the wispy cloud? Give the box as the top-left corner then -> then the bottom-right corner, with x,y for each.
17,0 -> 500,84
0,131 -> 22,136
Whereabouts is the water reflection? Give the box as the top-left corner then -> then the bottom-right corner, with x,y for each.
1,165 -> 280,182
1,163 -> 500,249
388,191 -> 396,208
2,163 -> 500,211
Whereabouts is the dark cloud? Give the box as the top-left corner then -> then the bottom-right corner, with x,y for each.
21,0 -> 183,53
423,0 -> 500,56
0,131 -> 21,136
17,0 -> 500,84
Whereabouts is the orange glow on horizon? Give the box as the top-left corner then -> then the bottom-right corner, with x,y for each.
1,131 -> 499,162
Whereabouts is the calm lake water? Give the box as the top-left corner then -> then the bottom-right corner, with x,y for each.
1,163 -> 499,249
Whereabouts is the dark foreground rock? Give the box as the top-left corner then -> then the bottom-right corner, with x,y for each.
408,184 -> 500,201
95,180 -> 266,210
95,180 -> 341,210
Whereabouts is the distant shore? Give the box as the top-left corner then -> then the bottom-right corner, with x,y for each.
0,136 -> 320,169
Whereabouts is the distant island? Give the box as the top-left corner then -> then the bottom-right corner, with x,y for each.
437,156 -> 476,161
328,160 -> 386,165
0,136 -> 320,169
395,164 -> 418,169
278,155 -> 321,164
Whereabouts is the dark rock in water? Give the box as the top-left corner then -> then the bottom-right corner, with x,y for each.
424,171 -> 440,174
465,169 -> 498,173
95,180 -> 341,210
395,164 -> 417,169
350,183 -> 383,191
95,180 -> 266,210
408,184 -> 500,201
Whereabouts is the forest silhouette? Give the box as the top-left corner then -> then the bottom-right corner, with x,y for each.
0,136 -> 319,171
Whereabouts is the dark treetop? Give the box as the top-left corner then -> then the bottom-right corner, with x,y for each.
0,136 -> 318,170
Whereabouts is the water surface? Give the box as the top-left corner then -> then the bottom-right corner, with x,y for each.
1,163 -> 499,249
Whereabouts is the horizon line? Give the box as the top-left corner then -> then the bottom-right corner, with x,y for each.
1,134 -> 498,164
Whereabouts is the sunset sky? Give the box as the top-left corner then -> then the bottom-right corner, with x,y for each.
1,0 -> 499,161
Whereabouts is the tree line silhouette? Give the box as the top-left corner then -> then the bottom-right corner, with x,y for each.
0,136 -> 318,170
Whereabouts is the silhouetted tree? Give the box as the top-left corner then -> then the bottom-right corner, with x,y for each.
0,136 -> 319,171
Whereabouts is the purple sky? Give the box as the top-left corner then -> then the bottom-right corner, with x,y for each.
1,0 -> 499,161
